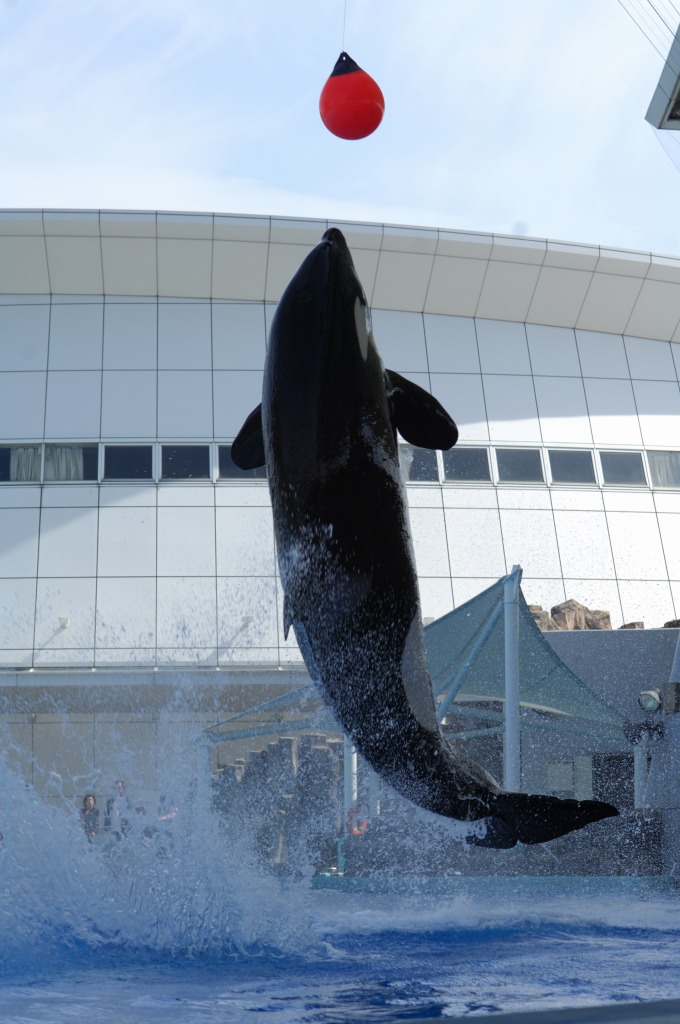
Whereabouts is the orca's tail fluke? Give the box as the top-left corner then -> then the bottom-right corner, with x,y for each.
467,792 -> 619,849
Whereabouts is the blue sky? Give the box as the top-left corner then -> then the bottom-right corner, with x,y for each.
2,0 -> 679,254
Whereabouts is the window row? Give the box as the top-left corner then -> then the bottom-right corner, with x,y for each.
2,442 -> 679,490
0,444 -> 265,482
399,446 -> 680,489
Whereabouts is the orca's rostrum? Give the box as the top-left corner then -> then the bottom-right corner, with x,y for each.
232,228 -> 618,848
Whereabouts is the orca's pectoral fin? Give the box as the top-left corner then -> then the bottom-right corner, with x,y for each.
492,792 -> 619,847
231,404 -> 265,469
385,370 -> 458,450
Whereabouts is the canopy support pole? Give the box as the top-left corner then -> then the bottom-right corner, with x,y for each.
504,565 -> 522,791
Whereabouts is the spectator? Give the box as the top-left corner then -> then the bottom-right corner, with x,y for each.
80,793 -> 99,842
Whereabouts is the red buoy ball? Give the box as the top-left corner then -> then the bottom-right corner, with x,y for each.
319,52 -> 384,140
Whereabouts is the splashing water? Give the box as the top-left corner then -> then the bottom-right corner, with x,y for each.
3,710 -> 680,1023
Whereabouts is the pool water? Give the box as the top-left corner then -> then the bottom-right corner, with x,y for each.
2,747 -> 680,1022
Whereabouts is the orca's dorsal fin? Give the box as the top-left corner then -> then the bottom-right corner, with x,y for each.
385,370 -> 458,450
231,404 -> 266,469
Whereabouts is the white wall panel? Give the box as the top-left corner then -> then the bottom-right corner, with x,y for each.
212,303 -> 266,370
442,487 -> 497,509
95,648 -> 156,667
157,486 -> 214,506
483,375 -> 541,442
34,577 -> 96,650
95,577 -> 156,649
101,370 -> 157,437
560,579 -> 623,625
370,310 -> 428,372
576,331 -> 629,378
423,314 -> 480,373
0,508 -> 39,576
213,371 -> 263,437
103,304 -> 157,370
0,650 -> 33,669
430,374 -> 488,440
406,486 -> 443,508
606,511 -> 667,580
97,507 -> 156,576
521,578 -> 566,612
549,489 -> 604,510
157,506 -> 216,576
671,582 -> 680,619
602,491 -> 654,513
156,577 -> 217,650
444,507 -> 506,577
632,379 -> 680,447
655,493 -> 680,513
672,342 -> 680,379
0,372 -> 46,438
409,507 -> 450,576
38,507 -> 98,577
99,485 -> 156,507
418,576 -> 454,621
526,324 -> 581,377
534,376 -> 592,444
158,303 -> 211,369
217,576 -> 279,649
451,577 -> 498,607
158,371 -> 213,437
553,510 -> 615,579
624,336 -> 677,380
215,485 -> 271,507
0,487 -> 40,508
216,506 -> 275,576
657,513 -> 680,579
0,305 -> 50,371
499,509 -> 561,578
617,579 -> 675,629
45,371 -> 101,438
0,577 -> 36,649
583,378 -> 642,445
497,489 -> 551,509
48,304 -> 103,370
476,319 -> 531,374
41,485 -> 98,507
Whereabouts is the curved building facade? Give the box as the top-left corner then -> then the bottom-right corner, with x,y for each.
1,209 -> 680,798
1,209 -> 680,672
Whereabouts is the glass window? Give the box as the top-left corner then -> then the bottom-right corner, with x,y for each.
600,451 -> 646,486
442,447 -> 491,482
648,451 -> 680,489
398,445 -> 439,482
496,448 -> 544,483
44,445 -> 98,481
162,445 -> 210,480
548,449 -> 596,485
104,445 -> 153,480
218,445 -> 266,480
0,445 -> 41,482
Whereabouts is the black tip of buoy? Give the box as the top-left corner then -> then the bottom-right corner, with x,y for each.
330,51 -> 362,77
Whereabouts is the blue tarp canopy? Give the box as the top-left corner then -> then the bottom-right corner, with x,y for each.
425,572 -> 624,729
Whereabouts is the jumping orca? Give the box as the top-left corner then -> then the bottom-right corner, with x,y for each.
232,228 -> 618,848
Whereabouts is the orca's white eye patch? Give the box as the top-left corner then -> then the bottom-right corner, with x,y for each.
354,297 -> 370,360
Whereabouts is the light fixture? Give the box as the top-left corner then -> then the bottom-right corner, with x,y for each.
638,688 -> 663,713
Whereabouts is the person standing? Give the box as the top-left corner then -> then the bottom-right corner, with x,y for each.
80,793 -> 99,842
105,779 -> 131,837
